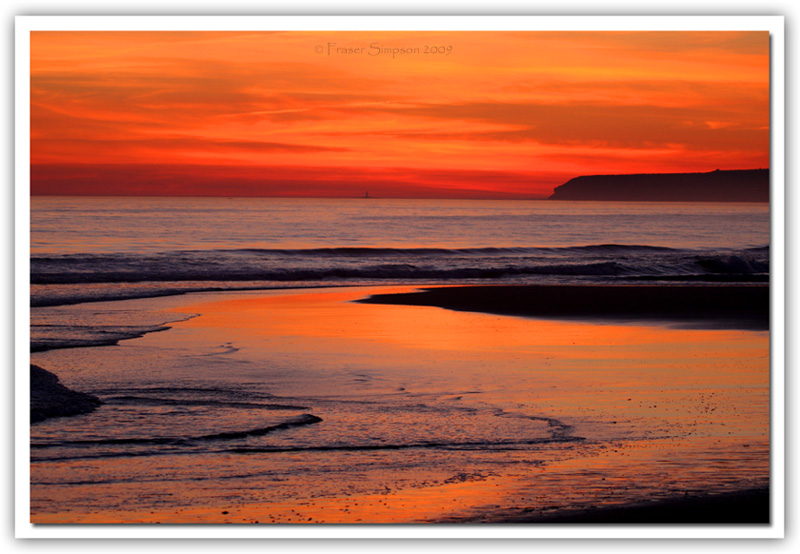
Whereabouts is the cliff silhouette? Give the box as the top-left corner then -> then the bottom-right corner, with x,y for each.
549,169 -> 769,202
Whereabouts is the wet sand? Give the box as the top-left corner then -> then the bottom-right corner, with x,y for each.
30,285 -> 771,525
357,285 -> 769,330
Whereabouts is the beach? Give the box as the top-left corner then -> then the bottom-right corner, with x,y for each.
30,283 -> 770,524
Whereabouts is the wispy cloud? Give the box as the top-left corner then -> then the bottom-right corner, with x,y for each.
30,31 -> 770,197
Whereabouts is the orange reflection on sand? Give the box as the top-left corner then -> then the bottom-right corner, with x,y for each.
174,286 -> 768,439
32,286 -> 764,524
34,474 -> 518,524
176,286 -> 767,382
33,437 -> 768,524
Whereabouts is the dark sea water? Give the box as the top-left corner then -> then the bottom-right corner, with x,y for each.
31,196 -> 769,306
28,197 -> 771,523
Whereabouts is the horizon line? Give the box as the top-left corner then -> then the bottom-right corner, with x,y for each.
29,193 -> 552,200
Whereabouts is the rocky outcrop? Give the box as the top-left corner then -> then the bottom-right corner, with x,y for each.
30,364 -> 102,424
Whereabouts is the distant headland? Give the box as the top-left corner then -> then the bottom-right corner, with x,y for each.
549,169 -> 769,202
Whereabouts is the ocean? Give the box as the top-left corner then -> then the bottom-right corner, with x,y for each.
31,196 -> 769,305
29,197 -> 771,523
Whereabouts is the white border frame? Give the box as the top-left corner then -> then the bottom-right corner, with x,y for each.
14,15 -> 785,540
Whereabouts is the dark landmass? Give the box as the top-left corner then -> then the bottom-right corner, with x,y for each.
30,364 -> 102,424
357,285 -> 769,330
501,487 -> 770,524
549,169 -> 769,202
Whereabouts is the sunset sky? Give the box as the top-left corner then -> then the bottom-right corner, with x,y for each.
30,31 -> 770,198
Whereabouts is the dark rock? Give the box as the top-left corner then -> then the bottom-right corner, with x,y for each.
30,364 -> 102,424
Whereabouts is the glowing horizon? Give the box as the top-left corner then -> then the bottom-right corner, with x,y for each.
30,31 -> 770,199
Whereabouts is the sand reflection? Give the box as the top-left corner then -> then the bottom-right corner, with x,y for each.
31,286 -> 769,523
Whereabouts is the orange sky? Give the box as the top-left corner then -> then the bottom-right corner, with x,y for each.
29,31 -> 770,198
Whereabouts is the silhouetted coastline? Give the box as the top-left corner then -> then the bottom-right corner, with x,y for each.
549,169 -> 769,202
